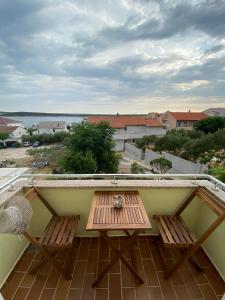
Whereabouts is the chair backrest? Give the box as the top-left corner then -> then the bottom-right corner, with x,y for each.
175,186 -> 225,247
24,186 -> 58,217
176,186 -> 225,217
196,187 -> 225,216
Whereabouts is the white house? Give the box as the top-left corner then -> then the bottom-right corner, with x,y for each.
86,115 -> 166,151
0,126 -> 27,146
160,111 -> 208,130
0,116 -> 23,127
38,121 -> 67,134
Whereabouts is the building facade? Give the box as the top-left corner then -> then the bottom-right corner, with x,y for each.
86,115 -> 166,151
38,121 -> 67,134
160,111 -> 208,130
0,126 -> 27,146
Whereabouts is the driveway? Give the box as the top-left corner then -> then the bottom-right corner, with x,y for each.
0,145 -> 53,160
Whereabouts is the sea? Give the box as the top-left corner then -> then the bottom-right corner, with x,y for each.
8,116 -> 83,128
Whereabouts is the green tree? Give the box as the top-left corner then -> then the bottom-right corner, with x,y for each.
0,133 -> 9,140
136,135 -> 158,149
62,121 -> 119,173
150,157 -> 172,174
130,162 -> 143,174
154,130 -> 189,154
194,116 -> 225,133
208,166 -> 225,183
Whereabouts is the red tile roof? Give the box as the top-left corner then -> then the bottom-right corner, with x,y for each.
169,112 -> 208,121
0,126 -> 18,133
86,115 -> 162,128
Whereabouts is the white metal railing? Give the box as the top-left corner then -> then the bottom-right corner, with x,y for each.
0,173 -> 225,192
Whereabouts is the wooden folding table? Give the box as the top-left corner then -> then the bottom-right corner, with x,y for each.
86,191 -> 151,287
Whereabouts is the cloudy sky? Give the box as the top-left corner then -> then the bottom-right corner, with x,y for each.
0,0 -> 225,114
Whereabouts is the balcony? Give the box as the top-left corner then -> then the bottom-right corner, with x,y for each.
0,174 -> 225,300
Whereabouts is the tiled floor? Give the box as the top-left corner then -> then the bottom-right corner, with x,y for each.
1,236 -> 225,300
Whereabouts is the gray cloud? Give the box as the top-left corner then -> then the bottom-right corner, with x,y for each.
0,0 -> 225,113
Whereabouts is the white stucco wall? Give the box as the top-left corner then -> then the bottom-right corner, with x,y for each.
114,126 -> 165,140
10,127 -> 27,138
114,140 -> 124,152
38,128 -> 66,134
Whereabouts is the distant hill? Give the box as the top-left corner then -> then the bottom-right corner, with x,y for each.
0,111 -> 146,117
0,111 -> 85,117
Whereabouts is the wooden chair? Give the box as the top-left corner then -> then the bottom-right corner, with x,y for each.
23,186 -> 80,280
153,186 -> 225,279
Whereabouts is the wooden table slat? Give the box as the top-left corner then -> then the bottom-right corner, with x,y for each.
86,191 -> 151,231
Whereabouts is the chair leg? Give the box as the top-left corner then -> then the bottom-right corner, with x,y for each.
64,239 -> 77,279
23,231 -> 71,280
179,249 -> 204,273
155,238 -> 203,279
165,246 -> 202,279
29,255 -> 47,274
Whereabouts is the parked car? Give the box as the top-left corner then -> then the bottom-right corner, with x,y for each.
23,141 -> 32,147
32,141 -> 41,148
32,161 -> 48,168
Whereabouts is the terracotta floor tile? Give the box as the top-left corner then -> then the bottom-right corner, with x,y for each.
109,239 -> 120,273
171,270 -> 184,286
11,287 -> 29,300
89,237 -> 98,250
1,271 -> 24,300
120,238 -> 131,259
67,288 -> 82,300
148,239 -> 164,271
54,276 -> 71,300
16,251 -> 35,272
135,271 -> 150,300
78,238 -> 90,260
71,260 -> 87,288
44,266 -> 61,289
40,288 -> 55,300
139,238 -> 151,259
109,273 -> 122,300
180,269 -> 203,299
191,269 -> 208,284
195,248 -> 212,268
37,260 -> 52,274
205,266 -> 225,295
81,273 -> 95,300
67,289 -> 81,300
122,287 -> 135,300
26,274 -> 48,300
199,283 -> 218,300
95,288 -> 108,300
20,272 -> 36,288
148,286 -> 164,300
99,238 -> 110,261
97,261 -> 109,288
174,285 -> 191,300
157,271 -> 177,300
121,259 -> 134,287
143,259 -> 159,286
86,249 -> 97,273
2,236 -> 225,300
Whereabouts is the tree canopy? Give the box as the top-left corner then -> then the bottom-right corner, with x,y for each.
0,133 -> 9,140
194,116 -> 225,133
61,121 -> 119,174
150,157 -> 172,174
